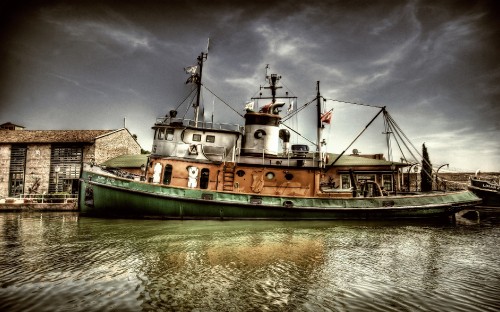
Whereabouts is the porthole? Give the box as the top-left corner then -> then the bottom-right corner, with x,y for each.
236,170 -> 245,177
285,173 -> 294,180
254,129 -> 266,139
266,172 -> 275,180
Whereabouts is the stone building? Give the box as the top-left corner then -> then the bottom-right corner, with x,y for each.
0,128 -> 141,197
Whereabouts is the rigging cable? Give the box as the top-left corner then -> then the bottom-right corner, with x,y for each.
384,114 -> 409,163
385,112 -> 436,182
279,122 -> 317,147
281,98 -> 316,122
327,107 -> 386,169
383,110 -> 393,162
323,98 -> 384,109
174,86 -> 197,112
203,85 -> 245,118
180,89 -> 198,120
384,112 -> 420,163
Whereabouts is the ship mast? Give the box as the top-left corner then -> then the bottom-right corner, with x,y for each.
263,73 -> 282,104
193,52 -> 208,127
316,81 -> 324,168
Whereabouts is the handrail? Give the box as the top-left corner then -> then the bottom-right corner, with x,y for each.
1,193 -> 79,204
237,147 -> 322,166
155,117 -> 243,132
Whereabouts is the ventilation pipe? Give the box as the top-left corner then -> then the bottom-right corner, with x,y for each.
279,129 -> 291,155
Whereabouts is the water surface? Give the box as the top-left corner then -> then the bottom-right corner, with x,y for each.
0,212 -> 498,311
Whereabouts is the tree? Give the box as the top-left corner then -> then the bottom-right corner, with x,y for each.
421,143 -> 433,192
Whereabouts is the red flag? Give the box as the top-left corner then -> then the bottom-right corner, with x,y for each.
321,110 -> 333,124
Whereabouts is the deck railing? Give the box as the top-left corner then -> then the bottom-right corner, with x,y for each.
155,117 -> 243,132
237,147 -> 322,166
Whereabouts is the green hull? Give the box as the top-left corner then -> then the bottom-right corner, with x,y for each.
79,170 -> 481,220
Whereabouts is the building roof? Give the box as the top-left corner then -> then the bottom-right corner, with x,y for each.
0,122 -> 25,129
0,129 -> 123,144
102,154 -> 149,168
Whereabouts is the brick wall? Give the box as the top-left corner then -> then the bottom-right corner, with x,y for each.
24,145 -> 52,195
83,145 -> 95,163
0,145 -> 10,197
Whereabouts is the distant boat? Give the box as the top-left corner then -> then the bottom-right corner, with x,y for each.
468,176 -> 500,207
78,49 -> 481,220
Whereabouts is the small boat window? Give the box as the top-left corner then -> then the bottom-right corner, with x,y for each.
285,173 -> 294,180
166,129 -> 174,141
236,170 -> 245,177
200,168 -> 209,189
206,135 -> 215,143
192,134 -> 201,141
163,164 -> 172,185
266,172 -> 275,180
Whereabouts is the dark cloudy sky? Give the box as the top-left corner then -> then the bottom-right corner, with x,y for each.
1,0 -> 499,171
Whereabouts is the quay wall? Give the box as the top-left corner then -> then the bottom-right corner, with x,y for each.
0,201 -> 78,212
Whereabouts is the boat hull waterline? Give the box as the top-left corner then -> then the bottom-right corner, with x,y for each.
468,178 -> 500,207
79,171 -> 481,220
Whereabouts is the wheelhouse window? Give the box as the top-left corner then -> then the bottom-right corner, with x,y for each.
156,129 -> 165,140
166,129 -> 174,141
206,135 -> 215,143
192,134 -> 201,141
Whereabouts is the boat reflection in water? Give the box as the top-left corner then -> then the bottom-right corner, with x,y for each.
0,212 -> 499,311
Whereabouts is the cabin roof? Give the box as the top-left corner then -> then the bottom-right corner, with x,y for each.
97,152 -> 407,169
328,153 -> 407,167
102,154 -> 149,168
0,129 -> 124,144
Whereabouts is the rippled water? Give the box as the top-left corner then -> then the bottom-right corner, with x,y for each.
0,212 -> 499,312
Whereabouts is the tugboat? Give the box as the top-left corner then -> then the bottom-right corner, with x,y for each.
79,49 -> 481,219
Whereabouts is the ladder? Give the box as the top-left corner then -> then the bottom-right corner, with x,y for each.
223,162 -> 236,191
